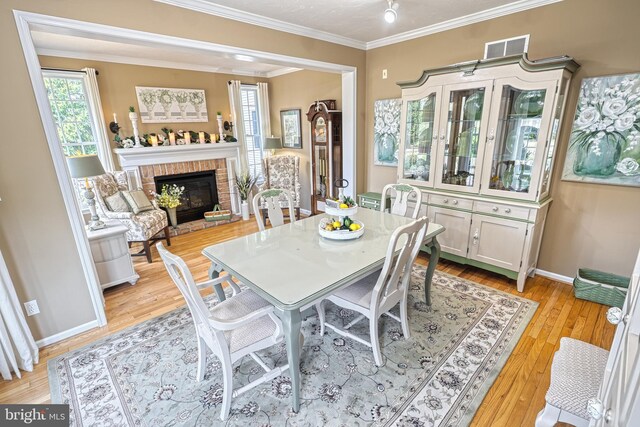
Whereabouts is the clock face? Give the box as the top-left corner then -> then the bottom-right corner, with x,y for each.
315,117 -> 327,143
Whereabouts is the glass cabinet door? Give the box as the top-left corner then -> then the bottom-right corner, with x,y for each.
435,82 -> 492,193
402,93 -> 438,184
481,79 -> 556,200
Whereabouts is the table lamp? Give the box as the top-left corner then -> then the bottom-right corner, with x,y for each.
66,155 -> 107,230
264,136 -> 282,156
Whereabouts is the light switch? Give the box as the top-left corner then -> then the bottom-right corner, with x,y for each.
382,69 -> 388,79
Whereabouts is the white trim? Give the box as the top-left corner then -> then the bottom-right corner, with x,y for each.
35,320 -> 99,348
342,71 -> 357,197
114,143 -> 241,168
366,0 -> 562,50
535,268 -> 573,284
37,47 -> 300,78
154,0 -> 368,50
155,0 -> 562,51
13,11 -> 107,328
300,208 -> 311,216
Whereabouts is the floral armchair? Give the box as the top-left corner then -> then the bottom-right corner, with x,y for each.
90,171 -> 170,263
260,155 -> 301,218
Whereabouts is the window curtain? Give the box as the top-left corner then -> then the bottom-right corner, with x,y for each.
0,248 -> 38,380
256,82 -> 271,145
227,80 -> 248,171
82,68 -> 115,172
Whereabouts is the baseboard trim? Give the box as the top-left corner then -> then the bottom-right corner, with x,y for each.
35,320 -> 100,348
300,208 -> 312,216
535,269 -> 573,284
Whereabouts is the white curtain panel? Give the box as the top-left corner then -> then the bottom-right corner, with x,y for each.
82,68 -> 115,172
257,82 -> 272,143
0,248 -> 38,380
227,80 -> 248,171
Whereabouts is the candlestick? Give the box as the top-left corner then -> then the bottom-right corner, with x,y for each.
169,132 -> 176,145
199,131 -> 205,144
150,135 -> 158,146
184,132 -> 191,144
113,113 -> 117,123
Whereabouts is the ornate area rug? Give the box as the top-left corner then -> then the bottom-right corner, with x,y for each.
49,268 -> 537,426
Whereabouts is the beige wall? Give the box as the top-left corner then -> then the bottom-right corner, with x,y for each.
365,0 -> 640,277
0,0 -> 365,341
269,70 -> 343,212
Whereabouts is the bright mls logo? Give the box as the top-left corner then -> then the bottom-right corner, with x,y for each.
1,405 -> 68,426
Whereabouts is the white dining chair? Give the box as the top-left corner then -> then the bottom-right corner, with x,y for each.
156,242 -> 289,421
252,188 -> 297,231
315,216 -> 429,366
380,183 -> 423,219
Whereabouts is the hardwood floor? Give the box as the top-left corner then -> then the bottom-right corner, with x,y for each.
0,218 -> 615,426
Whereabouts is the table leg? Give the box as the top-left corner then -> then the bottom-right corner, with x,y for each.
277,307 -> 302,412
424,237 -> 441,306
208,263 -> 227,302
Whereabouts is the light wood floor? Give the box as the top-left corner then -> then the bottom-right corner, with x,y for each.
0,218 -> 614,426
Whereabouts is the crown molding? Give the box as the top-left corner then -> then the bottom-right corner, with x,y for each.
365,0 -> 563,49
36,47 -> 298,78
154,0 -> 368,50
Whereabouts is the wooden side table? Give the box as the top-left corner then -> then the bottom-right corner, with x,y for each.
87,220 -> 139,289
357,192 -> 391,211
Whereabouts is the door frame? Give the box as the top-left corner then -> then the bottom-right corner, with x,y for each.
14,10 -> 358,329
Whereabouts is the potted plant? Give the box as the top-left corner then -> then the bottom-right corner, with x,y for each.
151,184 -> 185,227
235,171 -> 257,220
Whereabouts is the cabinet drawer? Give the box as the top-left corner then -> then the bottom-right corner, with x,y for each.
359,198 -> 380,210
473,201 -> 530,221
429,194 -> 473,210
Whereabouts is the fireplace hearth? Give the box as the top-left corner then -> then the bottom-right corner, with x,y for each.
155,171 -> 218,224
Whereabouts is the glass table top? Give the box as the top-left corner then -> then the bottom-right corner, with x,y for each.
202,209 -> 444,310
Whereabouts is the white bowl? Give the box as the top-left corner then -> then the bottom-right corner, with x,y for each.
318,220 -> 365,241
324,204 -> 358,218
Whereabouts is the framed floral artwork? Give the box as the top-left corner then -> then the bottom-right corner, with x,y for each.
280,109 -> 302,149
374,98 -> 402,166
135,86 -> 208,123
561,73 -> 640,187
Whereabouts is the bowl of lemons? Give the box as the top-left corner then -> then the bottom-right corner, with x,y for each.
324,195 -> 358,217
319,216 -> 364,240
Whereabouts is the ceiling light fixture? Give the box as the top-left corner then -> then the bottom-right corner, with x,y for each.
384,0 -> 399,24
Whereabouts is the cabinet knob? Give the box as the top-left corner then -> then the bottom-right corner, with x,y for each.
607,306 -> 627,325
492,206 -> 499,212
452,200 -> 458,205
505,208 -> 511,213
443,198 -> 449,203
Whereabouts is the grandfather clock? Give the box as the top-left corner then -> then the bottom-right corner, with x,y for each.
306,99 -> 342,214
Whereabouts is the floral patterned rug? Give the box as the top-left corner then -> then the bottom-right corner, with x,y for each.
48,268 -> 537,426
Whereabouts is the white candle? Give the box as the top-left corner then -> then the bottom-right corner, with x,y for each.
199,131 -> 205,144
150,135 -> 158,146
169,132 -> 176,145
184,132 -> 191,144
113,113 -> 117,123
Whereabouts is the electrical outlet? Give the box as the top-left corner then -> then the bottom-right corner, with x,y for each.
24,300 -> 40,316
382,69 -> 388,79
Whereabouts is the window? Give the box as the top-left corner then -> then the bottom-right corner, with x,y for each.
240,85 -> 264,180
43,72 -> 101,158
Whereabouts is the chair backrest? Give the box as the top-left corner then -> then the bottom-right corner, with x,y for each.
380,183 -> 423,219
156,242 -> 223,352
89,171 -> 130,215
252,188 -> 296,231
262,155 -> 301,207
370,216 -> 429,310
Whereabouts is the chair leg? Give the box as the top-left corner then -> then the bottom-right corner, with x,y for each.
535,403 -> 561,427
295,207 -> 300,220
164,226 -> 171,247
369,316 -> 383,366
316,301 -> 326,336
196,336 -> 207,382
143,241 -> 152,263
219,360 -> 234,421
400,294 -> 411,340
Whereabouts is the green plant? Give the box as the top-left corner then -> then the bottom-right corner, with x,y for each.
234,171 -> 258,202
129,106 -> 135,113
151,184 -> 184,209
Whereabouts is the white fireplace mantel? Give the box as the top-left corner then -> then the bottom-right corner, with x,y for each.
114,142 -> 241,213
114,142 -> 240,168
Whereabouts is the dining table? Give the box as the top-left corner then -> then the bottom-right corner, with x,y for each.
201,208 -> 444,412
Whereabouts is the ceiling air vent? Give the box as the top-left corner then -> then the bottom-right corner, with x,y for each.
484,35 -> 529,59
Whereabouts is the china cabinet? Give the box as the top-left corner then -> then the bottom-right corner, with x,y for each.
396,54 -> 579,291
307,100 -> 342,214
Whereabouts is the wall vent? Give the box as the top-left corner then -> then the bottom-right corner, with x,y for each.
484,35 -> 529,59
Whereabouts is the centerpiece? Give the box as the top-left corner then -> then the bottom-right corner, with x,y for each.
319,179 -> 364,240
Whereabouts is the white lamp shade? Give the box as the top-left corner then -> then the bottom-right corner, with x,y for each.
264,137 -> 282,150
66,155 -> 106,178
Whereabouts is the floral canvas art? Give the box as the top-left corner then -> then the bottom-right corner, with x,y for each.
135,86 -> 208,123
374,98 -> 402,166
561,73 -> 640,186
